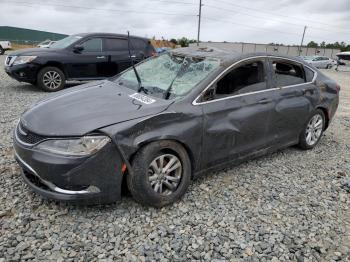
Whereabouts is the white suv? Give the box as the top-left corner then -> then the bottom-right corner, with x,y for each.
0,41 -> 12,55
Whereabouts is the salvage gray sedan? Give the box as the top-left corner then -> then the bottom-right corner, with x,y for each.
13,47 -> 340,207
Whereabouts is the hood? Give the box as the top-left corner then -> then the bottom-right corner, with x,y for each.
10,48 -> 63,56
21,80 -> 172,136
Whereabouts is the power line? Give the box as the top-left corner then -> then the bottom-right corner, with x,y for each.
205,4 -> 305,29
203,17 -> 302,37
148,0 -> 350,36
204,3 -> 350,35
202,17 -> 345,43
207,0 -> 350,31
0,0 -> 197,17
1,0 -> 347,44
149,0 -> 197,5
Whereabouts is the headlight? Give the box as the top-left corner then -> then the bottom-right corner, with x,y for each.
35,136 -> 111,156
13,56 -> 37,66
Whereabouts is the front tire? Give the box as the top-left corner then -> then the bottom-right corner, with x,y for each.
37,66 -> 65,92
298,109 -> 325,150
127,140 -> 191,207
0,46 -> 4,55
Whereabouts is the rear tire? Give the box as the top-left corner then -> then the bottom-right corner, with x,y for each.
0,46 -> 4,55
37,66 -> 65,92
127,140 -> 191,207
298,109 -> 325,150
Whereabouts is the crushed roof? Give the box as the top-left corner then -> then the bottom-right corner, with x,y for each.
170,46 -> 306,67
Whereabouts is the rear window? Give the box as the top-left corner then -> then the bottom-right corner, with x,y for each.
271,60 -> 305,87
104,38 -> 128,51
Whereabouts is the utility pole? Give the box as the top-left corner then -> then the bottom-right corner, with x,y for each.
197,0 -> 203,46
299,26 -> 307,55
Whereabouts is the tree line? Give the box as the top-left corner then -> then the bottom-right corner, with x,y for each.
306,41 -> 350,51
169,38 -> 197,47
165,37 -> 350,51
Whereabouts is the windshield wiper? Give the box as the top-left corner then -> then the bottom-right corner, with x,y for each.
163,56 -> 191,100
127,31 -> 148,94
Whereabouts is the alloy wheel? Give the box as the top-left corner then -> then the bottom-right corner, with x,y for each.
148,154 -> 182,195
43,71 -> 62,90
305,114 -> 323,146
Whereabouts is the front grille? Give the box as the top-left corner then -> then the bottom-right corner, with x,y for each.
16,122 -> 48,145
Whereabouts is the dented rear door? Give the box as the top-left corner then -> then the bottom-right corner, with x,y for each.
268,58 -> 319,144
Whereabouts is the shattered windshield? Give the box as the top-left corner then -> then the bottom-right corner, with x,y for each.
115,53 -> 220,99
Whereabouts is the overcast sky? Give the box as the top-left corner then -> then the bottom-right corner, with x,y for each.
0,0 -> 350,45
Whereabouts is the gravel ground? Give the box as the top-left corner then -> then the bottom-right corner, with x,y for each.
0,55 -> 349,262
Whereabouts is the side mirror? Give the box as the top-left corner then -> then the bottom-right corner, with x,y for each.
73,44 -> 84,53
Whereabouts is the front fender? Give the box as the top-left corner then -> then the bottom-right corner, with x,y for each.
100,110 -> 203,172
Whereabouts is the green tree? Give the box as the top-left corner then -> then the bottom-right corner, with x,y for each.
169,38 -> 178,45
307,41 -> 318,48
178,37 -> 190,47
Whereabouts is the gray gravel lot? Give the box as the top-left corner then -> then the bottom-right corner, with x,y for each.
0,54 -> 349,261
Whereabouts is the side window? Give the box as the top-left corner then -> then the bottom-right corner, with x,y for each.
131,39 -> 147,51
304,67 -> 314,82
81,38 -> 102,52
104,38 -> 128,51
271,60 -> 305,87
215,60 -> 266,98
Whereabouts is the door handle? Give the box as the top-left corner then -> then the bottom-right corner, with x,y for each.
129,55 -> 136,58
258,98 -> 272,104
96,56 -> 105,59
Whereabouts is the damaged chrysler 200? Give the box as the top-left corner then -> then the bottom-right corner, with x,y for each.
13,47 -> 340,207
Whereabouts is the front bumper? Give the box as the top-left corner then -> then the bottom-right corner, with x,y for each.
13,134 -> 124,205
5,63 -> 38,83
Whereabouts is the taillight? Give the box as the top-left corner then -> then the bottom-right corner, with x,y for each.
336,84 -> 341,92
151,51 -> 158,57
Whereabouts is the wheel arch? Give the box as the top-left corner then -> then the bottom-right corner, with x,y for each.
39,61 -> 67,77
316,106 -> 329,130
119,137 -> 196,195
133,138 -> 196,175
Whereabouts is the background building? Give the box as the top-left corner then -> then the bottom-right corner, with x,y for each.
0,26 -> 67,45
